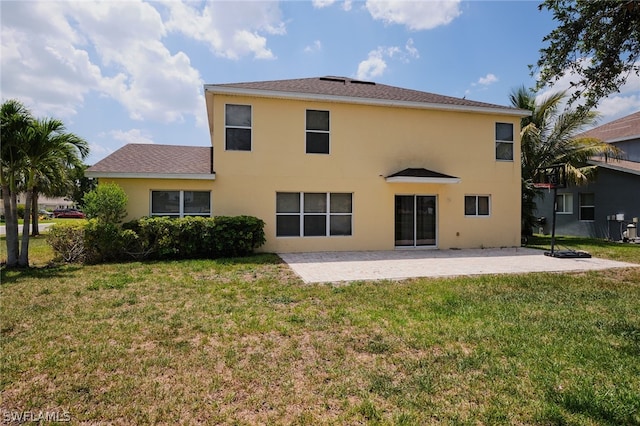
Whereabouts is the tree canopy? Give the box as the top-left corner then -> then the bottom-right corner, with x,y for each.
535,0 -> 640,108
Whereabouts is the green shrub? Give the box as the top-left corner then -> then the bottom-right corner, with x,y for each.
83,182 -> 128,224
46,222 -> 87,263
47,215 -> 266,264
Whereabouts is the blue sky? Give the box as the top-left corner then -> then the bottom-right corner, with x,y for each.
2,1 -> 639,166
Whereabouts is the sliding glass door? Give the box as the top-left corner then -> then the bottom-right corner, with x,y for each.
395,195 -> 436,247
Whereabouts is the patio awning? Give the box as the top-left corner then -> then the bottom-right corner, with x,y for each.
385,168 -> 461,184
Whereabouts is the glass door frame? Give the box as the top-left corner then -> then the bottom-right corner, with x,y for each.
394,194 -> 438,248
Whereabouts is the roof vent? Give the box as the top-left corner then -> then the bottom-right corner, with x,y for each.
319,77 -> 346,83
350,79 -> 376,86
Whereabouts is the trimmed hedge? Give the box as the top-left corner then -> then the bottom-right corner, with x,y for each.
47,215 -> 266,264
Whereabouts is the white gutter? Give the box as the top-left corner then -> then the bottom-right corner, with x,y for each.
205,86 -> 531,118
85,171 -> 216,180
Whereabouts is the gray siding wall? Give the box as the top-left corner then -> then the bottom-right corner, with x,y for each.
534,167 -> 640,241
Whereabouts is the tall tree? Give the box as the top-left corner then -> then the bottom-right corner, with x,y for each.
1,100 -> 32,267
18,118 -> 88,266
510,86 -> 621,235
535,0 -> 640,109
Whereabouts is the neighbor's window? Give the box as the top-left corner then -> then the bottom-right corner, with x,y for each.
225,104 -> 252,151
151,191 -> 211,218
306,110 -> 330,154
465,195 -> 490,216
276,192 -> 352,237
579,193 -> 595,221
495,122 -> 514,161
556,193 -> 573,214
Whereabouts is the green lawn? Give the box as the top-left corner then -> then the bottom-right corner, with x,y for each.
1,237 -> 639,424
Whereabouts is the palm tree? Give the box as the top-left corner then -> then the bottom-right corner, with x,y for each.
1,100 -> 32,267
510,86 -> 621,236
18,118 -> 88,266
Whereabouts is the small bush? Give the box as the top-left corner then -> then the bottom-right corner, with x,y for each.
83,219 -> 128,264
46,222 -> 86,263
83,183 -> 128,224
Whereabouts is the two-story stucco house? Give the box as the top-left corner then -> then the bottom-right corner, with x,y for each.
86,76 -> 529,253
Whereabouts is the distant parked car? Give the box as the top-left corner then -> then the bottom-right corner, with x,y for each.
39,209 -> 54,218
53,208 -> 85,219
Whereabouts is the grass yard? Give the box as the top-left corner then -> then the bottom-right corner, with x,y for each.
1,237 -> 639,424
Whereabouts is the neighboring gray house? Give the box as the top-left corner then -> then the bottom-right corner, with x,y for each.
535,111 -> 640,241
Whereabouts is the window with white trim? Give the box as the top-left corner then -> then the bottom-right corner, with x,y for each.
225,104 -> 252,151
276,192 -> 352,237
556,193 -> 573,214
579,193 -> 595,221
151,191 -> 211,218
495,122 -> 514,161
465,195 -> 490,216
306,110 -> 330,154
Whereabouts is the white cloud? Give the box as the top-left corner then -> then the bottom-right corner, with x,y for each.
0,1 -> 284,126
304,40 -> 323,53
356,39 -> 420,80
312,0 -> 352,10
365,0 -> 461,31
477,73 -> 498,86
163,1 -> 285,60
109,129 -> 155,145
536,60 -> 640,123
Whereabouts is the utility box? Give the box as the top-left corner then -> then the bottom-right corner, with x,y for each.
627,223 -> 637,240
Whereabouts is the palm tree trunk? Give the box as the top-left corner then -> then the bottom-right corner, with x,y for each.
18,188 -> 32,267
31,191 -> 40,236
2,184 -> 19,267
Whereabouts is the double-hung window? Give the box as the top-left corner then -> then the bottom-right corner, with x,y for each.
495,122 -> 514,161
151,191 -> 211,218
465,195 -> 490,216
225,104 -> 252,151
556,193 -> 573,214
579,193 -> 595,221
276,192 -> 352,237
306,110 -> 330,154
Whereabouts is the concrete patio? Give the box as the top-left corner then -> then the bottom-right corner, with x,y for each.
279,247 -> 638,283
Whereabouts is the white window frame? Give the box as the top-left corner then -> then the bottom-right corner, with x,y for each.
495,122 -> 514,161
556,193 -> 573,214
276,192 -> 352,237
225,104 -> 252,151
150,190 -> 212,218
464,195 -> 491,217
305,109 -> 330,155
579,193 -> 595,222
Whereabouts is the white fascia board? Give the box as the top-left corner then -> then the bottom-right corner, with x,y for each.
85,172 -> 216,180
205,86 -> 531,118
385,176 -> 461,184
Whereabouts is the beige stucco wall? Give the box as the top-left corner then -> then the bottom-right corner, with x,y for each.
203,92 -> 522,252
99,178 -> 215,222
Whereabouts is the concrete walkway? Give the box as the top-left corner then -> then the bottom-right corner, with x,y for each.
279,247 -> 639,283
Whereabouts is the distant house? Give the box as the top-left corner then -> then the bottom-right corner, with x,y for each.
535,111 -> 640,241
86,76 -> 529,252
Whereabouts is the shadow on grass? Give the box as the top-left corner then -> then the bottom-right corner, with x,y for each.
0,263 -> 84,285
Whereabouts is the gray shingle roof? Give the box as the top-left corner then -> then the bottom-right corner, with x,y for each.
206,76 -> 524,114
87,144 -> 213,175
581,111 -> 640,142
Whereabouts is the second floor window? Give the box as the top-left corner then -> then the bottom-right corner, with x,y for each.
495,122 -> 514,161
306,110 -> 330,154
226,104 -> 252,151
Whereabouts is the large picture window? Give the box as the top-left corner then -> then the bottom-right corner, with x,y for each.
151,191 -> 211,218
495,122 -> 514,161
306,110 -> 330,154
464,195 -> 490,216
276,192 -> 352,237
225,104 -> 252,151
579,193 -> 595,221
